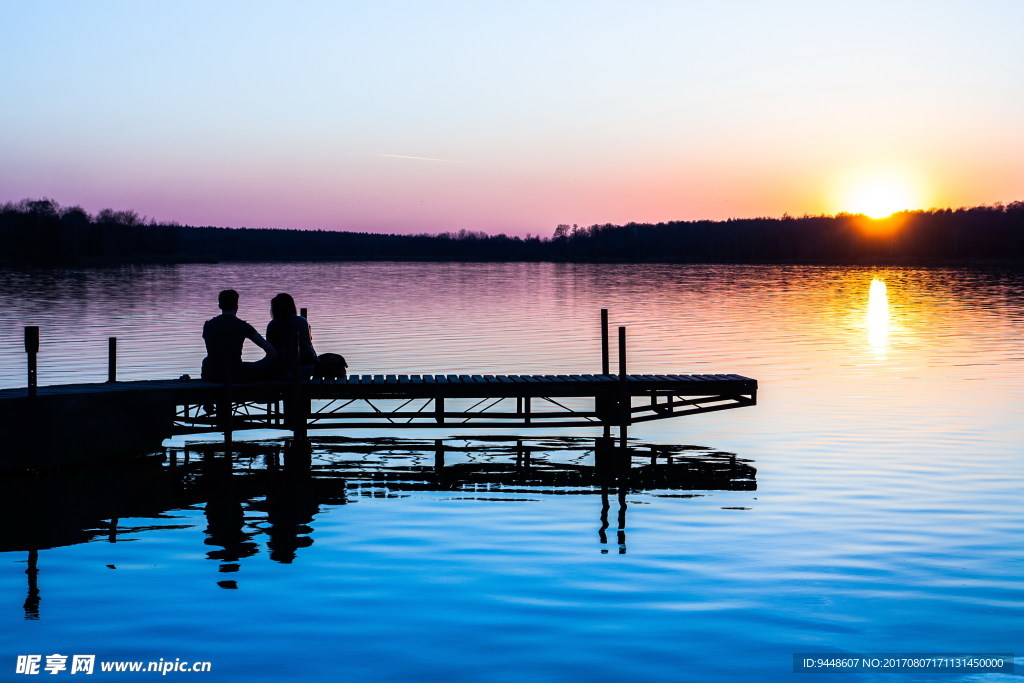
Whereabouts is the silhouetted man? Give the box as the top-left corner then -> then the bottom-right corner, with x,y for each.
201,289 -> 277,382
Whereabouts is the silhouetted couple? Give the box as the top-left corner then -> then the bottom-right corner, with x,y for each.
201,289 -> 316,382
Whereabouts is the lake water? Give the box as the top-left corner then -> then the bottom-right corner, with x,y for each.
0,263 -> 1022,681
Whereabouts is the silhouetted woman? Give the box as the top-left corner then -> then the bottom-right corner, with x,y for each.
266,293 -> 317,379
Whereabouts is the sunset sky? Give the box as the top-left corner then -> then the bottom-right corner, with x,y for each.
2,1 -> 1022,235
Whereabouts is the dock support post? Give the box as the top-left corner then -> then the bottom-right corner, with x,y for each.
25,326 -> 38,398
596,433 -> 629,482
618,326 -> 627,380
618,326 -> 630,430
617,325 -> 630,456
300,307 -> 308,319
435,396 -> 445,424
284,439 -> 311,471
220,380 -> 233,450
601,309 -> 610,375
595,435 -> 616,474
107,337 -> 117,383
289,387 -> 309,444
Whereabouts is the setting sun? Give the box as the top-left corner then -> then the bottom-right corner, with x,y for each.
838,172 -> 924,219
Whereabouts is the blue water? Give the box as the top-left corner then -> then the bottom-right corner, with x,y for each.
0,263 -> 1022,681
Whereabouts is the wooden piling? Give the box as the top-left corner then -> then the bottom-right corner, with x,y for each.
595,435 -> 616,474
601,309 -> 610,375
618,326 -> 629,430
24,326 -> 38,398
284,439 -> 311,471
220,368 -> 233,449
107,337 -> 117,383
618,326 -> 627,380
289,389 -> 309,443
223,385 -> 233,449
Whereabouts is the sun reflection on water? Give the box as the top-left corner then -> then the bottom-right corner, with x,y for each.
867,278 -> 890,358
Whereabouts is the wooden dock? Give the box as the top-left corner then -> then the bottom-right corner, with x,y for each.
0,372 -> 756,468
1,313 -> 757,469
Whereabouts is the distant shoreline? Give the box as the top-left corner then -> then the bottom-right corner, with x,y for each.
3,198 -> 1023,268
3,256 -> 1023,270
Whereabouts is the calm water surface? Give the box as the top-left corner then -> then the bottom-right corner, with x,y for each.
0,263 -> 1022,681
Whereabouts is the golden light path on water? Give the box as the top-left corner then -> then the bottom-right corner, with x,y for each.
867,278 -> 890,358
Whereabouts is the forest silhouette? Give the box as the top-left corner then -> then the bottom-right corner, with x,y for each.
2,198 -> 1022,266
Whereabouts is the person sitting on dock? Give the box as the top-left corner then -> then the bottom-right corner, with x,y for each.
201,289 -> 278,382
266,293 -> 317,379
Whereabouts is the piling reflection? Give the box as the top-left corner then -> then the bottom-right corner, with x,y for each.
0,437 -> 754,617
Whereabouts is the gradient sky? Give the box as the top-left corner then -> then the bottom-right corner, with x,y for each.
2,0 -> 1022,235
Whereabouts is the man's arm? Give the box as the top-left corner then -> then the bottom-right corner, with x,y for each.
249,331 -> 278,358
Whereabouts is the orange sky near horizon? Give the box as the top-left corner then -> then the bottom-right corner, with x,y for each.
1,1 -> 1021,235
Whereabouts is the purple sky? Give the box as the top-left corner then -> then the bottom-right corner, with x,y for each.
3,1 -> 1022,235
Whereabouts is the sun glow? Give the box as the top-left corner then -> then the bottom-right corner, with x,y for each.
840,172 -> 922,219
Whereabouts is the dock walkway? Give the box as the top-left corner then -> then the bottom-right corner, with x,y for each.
2,313 -> 757,469
0,373 -> 756,469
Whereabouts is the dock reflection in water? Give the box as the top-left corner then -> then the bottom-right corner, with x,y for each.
1,437 -> 755,618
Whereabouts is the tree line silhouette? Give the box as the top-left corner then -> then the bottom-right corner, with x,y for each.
2,197 -> 1022,266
